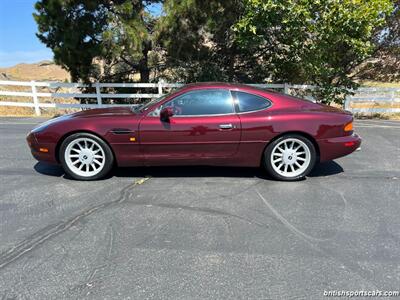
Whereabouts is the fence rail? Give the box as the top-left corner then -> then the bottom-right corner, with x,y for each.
1,80 -> 399,115
0,80 -> 317,116
344,87 -> 400,114
0,80 -> 185,116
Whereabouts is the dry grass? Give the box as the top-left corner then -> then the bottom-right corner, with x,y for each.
354,112 -> 400,120
0,60 -> 74,116
0,61 -> 70,81
359,81 -> 400,88
0,106 -> 80,117
0,85 -> 81,117
350,102 -> 400,109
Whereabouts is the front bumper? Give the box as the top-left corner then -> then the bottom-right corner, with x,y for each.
26,132 -> 58,164
317,133 -> 362,162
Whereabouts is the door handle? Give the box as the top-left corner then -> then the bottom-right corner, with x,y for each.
219,124 -> 234,129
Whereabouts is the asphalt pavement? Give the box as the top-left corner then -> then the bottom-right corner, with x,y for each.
0,117 -> 399,299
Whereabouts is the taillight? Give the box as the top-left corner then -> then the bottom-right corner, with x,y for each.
344,121 -> 353,132
344,141 -> 355,147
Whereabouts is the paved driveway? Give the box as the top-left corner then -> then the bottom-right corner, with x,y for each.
0,117 -> 399,299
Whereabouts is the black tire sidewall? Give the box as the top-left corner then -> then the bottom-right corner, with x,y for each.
59,133 -> 114,180
263,134 -> 316,181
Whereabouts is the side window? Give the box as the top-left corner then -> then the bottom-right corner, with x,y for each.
235,91 -> 271,112
161,89 -> 234,116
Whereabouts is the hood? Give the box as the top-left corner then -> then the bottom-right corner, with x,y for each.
71,107 -> 135,118
32,106 -> 136,132
31,107 -> 136,133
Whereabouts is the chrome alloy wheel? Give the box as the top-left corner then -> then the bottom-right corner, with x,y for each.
64,137 -> 106,177
270,138 -> 311,178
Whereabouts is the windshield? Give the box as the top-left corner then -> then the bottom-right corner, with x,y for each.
132,91 -> 174,113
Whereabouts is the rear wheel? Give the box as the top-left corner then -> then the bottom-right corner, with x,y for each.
263,134 -> 316,181
60,133 -> 114,180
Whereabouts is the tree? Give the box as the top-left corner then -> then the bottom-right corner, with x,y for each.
377,0 -> 400,52
34,0 -> 160,83
157,0 -> 262,82
233,0 -> 394,104
355,0 -> 400,82
34,0 -> 394,105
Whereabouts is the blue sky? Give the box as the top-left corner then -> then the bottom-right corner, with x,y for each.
0,0 -> 52,67
0,0 -> 162,68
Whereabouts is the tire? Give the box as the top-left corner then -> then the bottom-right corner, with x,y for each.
263,134 -> 316,181
59,133 -> 114,180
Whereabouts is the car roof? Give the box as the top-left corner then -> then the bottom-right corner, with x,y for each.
180,82 -> 277,94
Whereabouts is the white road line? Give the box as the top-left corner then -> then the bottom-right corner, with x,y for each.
355,121 -> 400,127
355,122 -> 400,127
357,118 -> 400,122
356,119 -> 400,125
0,123 -> 40,125
355,124 -> 400,129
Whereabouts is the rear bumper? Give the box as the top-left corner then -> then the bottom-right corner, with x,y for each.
318,133 -> 362,162
26,132 -> 58,164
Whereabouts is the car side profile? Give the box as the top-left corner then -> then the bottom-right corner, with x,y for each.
26,82 -> 361,181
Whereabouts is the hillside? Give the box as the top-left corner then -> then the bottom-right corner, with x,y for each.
0,61 -> 72,116
0,60 -> 70,82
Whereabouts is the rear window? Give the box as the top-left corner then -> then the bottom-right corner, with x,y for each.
235,91 -> 271,112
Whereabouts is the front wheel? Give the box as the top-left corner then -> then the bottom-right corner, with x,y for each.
60,133 -> 114,180
263,134 -> 316,181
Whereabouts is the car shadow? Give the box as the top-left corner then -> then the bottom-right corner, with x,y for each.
308,161 -> 344,177
112,165 -> 271,179
34,160 -> 343,180
34,162 -> 65,177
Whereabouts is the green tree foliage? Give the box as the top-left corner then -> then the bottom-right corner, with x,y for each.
356,0 -> 400,82
34,0 -> 159,83
377,0 -> 400,51
157,0 -> 257,82
233,0 -> 394,104
34,0 -> 394,104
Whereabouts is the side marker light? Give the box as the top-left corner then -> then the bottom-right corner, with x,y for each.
344,122 -> 353,132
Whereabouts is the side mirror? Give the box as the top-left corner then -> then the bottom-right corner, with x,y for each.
160,107 -> 174,122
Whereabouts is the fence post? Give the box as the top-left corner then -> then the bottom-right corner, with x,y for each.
284,83 -> 289,95
344,96 -> 350,111
391,90 -> 395,108
30,80 -> 41,116
158,80 -> 163,96
95,82 -> 102,107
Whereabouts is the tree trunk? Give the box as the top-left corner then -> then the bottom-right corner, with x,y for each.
139,40 -> 151,83
139,60 -> 150,83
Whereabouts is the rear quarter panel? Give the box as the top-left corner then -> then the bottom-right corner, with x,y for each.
237,106 -> 352,166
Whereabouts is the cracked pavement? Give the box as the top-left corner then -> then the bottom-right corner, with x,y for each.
0,117 -> 399,299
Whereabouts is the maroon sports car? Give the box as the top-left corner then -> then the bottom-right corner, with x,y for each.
27,82 -> 361,181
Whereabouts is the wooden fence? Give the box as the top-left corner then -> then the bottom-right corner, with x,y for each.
0,80 -> 399,116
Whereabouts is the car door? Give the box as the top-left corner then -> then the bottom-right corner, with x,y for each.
139,88 -> 241,164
